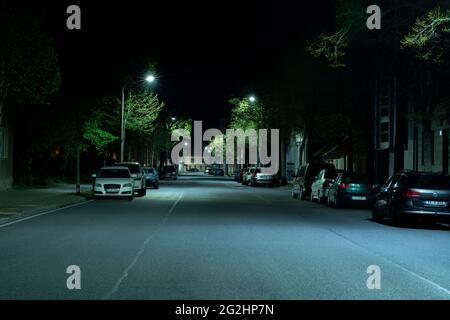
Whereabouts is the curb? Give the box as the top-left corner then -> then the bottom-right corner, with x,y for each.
0,196 -> 91,227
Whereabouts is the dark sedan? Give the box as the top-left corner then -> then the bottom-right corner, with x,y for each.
327,172 -> 376,207
372,171 -> 450,225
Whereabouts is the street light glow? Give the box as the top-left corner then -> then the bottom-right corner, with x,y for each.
171,117 -> 176,121
145,74 -> 156,83
249,95 -> 256,103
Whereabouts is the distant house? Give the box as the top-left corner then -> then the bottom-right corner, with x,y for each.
0,102 -> 13,191
404,103 -> 450,174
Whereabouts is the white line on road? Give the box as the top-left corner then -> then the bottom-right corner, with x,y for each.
102,192 -> 184,300
0,200 -> 94,229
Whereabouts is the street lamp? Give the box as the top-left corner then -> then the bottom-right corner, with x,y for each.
249,95 -> 256,103
120,74 -> 156,162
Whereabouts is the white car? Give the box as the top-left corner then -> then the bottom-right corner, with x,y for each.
251,170 -> 277,187
114,162 -> 146,197
92,167 -> 135,200
242,167 -> 257,185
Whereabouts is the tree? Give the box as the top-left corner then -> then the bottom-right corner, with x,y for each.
123,89 -> 165,136
82,107 -> 118,155
108,88 -> 165,162
153,117 -> 192,166
229,97 -> 265,130
0,2 -> 60,104
401,6 -> 450,64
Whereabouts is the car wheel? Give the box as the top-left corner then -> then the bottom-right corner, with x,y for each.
372,207 -> 381,222
389,206 -> 402,226
335,196 -> 341,208
318,191 -> 325,204
299,187 -> 306,200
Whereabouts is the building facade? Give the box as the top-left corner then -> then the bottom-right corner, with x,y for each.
0,102 -> 13,191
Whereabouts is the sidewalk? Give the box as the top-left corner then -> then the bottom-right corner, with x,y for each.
0,184 -> 91,225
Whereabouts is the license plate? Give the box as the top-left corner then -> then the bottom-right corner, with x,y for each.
106,189 -> 120,193
352,196 -> 366,201
423,200 -> 447,207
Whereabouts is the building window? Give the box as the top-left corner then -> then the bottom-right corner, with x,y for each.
0,127 -> 8,159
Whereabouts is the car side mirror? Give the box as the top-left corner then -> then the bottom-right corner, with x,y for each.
91,174 -> 97,179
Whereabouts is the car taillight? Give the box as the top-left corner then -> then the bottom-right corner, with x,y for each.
338,183 -> 350,189
402,189 -> 421,198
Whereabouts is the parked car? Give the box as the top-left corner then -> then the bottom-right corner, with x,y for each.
242,167 -> 257,185
143,167 -> 159,189
114,162 -> 146,197
250,169 -> 277,187
311,169 -> 347,203
327,172 -> 375,207
160,165 -> 177,180
214,168 -> 225,176
208,167 -> 215,175
187,168 -> 200,172
372,171 -> 450,226
92,166 -> 135,200
292,163 -> 336,199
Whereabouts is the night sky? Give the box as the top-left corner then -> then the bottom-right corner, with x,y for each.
41,1 -> 332,128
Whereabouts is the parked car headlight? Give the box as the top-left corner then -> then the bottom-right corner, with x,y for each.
123,183 -> 132,187
95,183 -> 102,188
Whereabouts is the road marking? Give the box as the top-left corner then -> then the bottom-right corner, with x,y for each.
102,192 -> 184,300
328,228 -> 450,296
0,200 -> 94,229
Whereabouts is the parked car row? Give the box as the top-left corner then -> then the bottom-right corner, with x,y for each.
92,162 -> 147,199
91,162 -> 176,200
205,167 -> 225,176
235,167 -> 278,187
291,162 -> 450,226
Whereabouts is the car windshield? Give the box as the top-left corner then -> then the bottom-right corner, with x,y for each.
341,174 -> 370,184
306,163 -> 335,178
99,169 -> 130,178
145,168 -> 155,174
116,164 -> 140,174
408,175 -> 450,189
162,166 -> 175,172
324,170 -> 338,179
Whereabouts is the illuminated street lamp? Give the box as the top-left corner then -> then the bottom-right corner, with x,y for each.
121,74 -> 156,162
249,95 -> 256,103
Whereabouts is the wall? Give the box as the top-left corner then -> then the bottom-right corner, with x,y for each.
0,102 -> 13,191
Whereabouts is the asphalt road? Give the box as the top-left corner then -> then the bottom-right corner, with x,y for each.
0,175 -> 449,300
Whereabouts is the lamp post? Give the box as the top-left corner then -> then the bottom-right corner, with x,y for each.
120,74 -> 155,162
